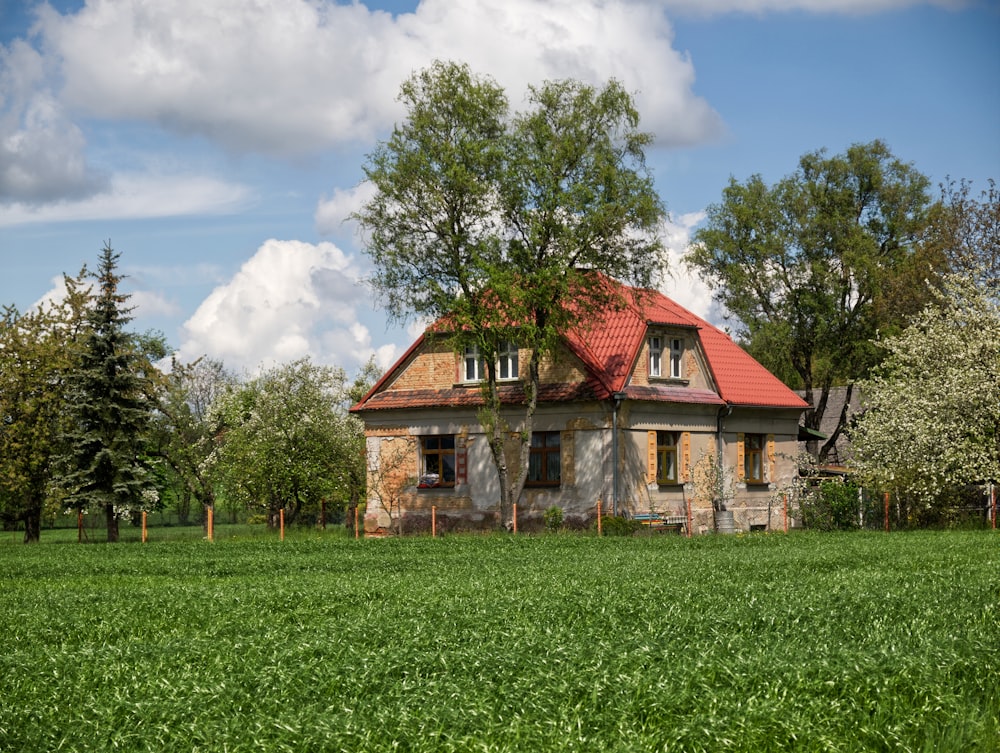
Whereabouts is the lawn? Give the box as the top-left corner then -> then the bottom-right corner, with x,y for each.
0,531 -> 997,752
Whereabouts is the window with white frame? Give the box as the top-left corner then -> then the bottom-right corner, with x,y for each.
648,336 -> 663,378
670,338 -> 683,379
498,341 -> 518,380
464,345 -> 484,382
464,342 -> 518,383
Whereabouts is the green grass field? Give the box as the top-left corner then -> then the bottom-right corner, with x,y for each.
1,531 -> 997,752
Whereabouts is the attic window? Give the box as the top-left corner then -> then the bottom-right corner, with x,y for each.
669,338 -> 683,379
648,336 -> 663,377
464,342 -> 518,383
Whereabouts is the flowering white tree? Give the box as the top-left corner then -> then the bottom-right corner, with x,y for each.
850,268 -> 1000,503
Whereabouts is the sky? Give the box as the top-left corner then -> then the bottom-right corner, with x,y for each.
2,0 -> 998,378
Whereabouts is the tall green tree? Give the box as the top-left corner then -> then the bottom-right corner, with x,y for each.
926,178 -> 999,295
686,141 -> 934,461
0,272 -> 91,542
208,358 -> 363,527
850,267 -> 999,505
355,61 -> 666,528
59,242 -> 160,542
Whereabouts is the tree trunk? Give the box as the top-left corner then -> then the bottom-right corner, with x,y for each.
23,508 -> 41,544
105,502 -> 119,543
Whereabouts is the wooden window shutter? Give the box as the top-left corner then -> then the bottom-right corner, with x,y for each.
736,432 -> 745,482
647,431 -> 657,483
681,432 -> 691,482
767,434 -> 776,483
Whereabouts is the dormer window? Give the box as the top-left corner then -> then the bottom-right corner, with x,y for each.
648,336 -> 663,377
670,338 -> 683,379
464,342 -> 519,383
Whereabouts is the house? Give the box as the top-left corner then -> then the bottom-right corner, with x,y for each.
351,280 -> 809,535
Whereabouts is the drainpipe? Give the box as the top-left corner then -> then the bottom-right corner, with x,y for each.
611,391 -> 628,517
716,403 -> 733,510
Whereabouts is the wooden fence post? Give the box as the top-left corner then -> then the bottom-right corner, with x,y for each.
142,511 -> 147,543
513,503 -> 518,534
432,505 -> 437,538
597,500 -> 602,536
207,507 -> 214,542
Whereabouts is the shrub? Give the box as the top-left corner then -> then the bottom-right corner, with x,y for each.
598,516 -> 644,536
543,506 -> 563,532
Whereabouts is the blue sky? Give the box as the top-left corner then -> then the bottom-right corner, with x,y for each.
2,0 -> 997,375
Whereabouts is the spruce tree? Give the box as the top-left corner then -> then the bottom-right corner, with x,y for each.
61,242 -> 156,542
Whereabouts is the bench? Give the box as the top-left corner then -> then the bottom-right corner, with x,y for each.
632,513 -> 687,534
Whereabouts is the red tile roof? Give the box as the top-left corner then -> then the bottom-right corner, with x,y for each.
352,278 -> 808,413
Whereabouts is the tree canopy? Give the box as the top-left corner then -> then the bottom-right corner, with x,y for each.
355,60 -> 666,527
207,358 -> 364,528
685,141 -> 935,461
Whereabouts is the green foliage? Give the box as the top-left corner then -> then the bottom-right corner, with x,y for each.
58,243 -> 161,542
686,141 -> 936,462
542,505 -> 563,532
0,533 -> 996,751
851,268 -> 1000,504
800,481 -> 861,531
208,358 -> 364,527
598,515 -> 644,536
0,272 -> 91,542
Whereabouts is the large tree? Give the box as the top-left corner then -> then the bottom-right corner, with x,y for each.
59,242 -> 161,542
685,141 -> 934,461
0,272 -> 91,542
208,358 -> 364,528
850,267 -> 999,505
355,60 -> 666,528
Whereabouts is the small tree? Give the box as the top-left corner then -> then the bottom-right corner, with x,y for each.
209,358 -> 363,528
0,271 -> 91,542
59,243 -> 160,542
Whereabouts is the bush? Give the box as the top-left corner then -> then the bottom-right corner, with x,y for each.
801,481 -> 860,531
598,516 -> 644,536
543,506 -> 563,533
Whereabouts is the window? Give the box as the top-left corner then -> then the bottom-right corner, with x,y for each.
527,432 -> 560,486
498,341 -> 518,380
669,338 -> 683,379
744,433 -> 764,484
464,346 -> 484,382
648,336 -> 663,378
656,431 -> 678,484
420,436 -> 456,487
464,342 -> 518,383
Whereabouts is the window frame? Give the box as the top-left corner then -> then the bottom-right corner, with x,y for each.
669,338 -> 683,379
648,336 -> 663,378
656,430 -> 679,485
463,342 -> 519,383
419,435 -> 456,488
526,431 -> 561,487
744,433 -> 765,484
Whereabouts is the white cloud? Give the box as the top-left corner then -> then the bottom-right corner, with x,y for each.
659,0 -> 966,16
0,172 -> 251,227
0,38 -> 107,202
176,238 -> 383,373
315,181 -> 377,237
657,211 -> 725,325
32,0 -> 721,158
